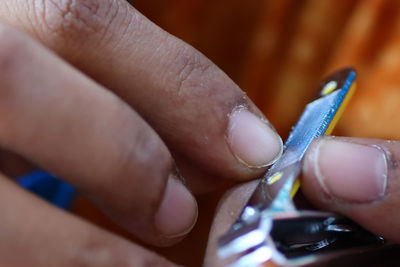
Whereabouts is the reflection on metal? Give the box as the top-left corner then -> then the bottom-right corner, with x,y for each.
267,171 -> 283,185
217,68 -> 391,267
321,80 -> 338,96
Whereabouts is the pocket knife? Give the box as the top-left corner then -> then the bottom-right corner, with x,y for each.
217,68 -> 398,267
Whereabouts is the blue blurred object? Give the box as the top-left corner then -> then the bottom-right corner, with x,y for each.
16,170 -> 76,210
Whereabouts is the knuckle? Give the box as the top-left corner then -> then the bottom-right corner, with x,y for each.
36,0 -> 121,38
173,45 -> 213,95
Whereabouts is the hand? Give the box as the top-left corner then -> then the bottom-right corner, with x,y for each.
0,0 -> 283,266
205,136 -> 398,266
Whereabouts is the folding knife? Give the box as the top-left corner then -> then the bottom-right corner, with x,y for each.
217,68 -> 397,267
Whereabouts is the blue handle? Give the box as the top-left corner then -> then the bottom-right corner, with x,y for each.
16,170 -> 76,210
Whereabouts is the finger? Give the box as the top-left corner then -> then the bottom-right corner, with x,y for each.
0,24 -> 197,246
0,175 -> 176,267
0,0 -> 282,185
303,136 -> 400,242
172,150 -> 228,194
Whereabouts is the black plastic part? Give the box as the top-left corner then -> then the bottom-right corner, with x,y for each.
270,215 -> 384,259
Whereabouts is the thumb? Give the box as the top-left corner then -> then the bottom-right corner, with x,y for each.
302,136 -> 399,242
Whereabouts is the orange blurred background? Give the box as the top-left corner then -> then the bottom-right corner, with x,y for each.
134,0 -> 400,140
73,0 -> 400,266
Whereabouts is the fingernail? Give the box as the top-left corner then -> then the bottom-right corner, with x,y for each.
154,175 -> 198,238
314,139 -> 388,203
228,108 -> 282,168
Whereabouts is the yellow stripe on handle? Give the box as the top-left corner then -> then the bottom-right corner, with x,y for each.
325,83 -> 356,135
290,179 -> 301,198
289,83 -> 356,199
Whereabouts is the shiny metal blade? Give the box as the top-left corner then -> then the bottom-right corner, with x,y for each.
217,68 -> 358,266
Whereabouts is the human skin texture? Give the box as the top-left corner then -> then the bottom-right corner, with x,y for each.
0,0 -> 284,266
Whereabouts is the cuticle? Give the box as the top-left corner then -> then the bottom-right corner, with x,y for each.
171,162 -> 186,186
227,105 -> 248,119
372,144 -> 397,170
313,138 -> 333,196
370,144 -> 394,199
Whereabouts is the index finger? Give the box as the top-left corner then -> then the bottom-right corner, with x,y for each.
0,0 -> 282,184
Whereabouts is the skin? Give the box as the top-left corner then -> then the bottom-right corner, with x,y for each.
302,137 -> 400,242
0,0 -> 399,266
206,137 -> 400,266
0,0 -> 282,265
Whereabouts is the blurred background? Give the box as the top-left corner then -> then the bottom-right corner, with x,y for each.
71,0 -> 400,266
133,0 -> 400,140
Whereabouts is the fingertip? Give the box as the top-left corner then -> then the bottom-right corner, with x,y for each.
304,137 -> 388,204
154,175 -> 198,241
302,137 -> 400,242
